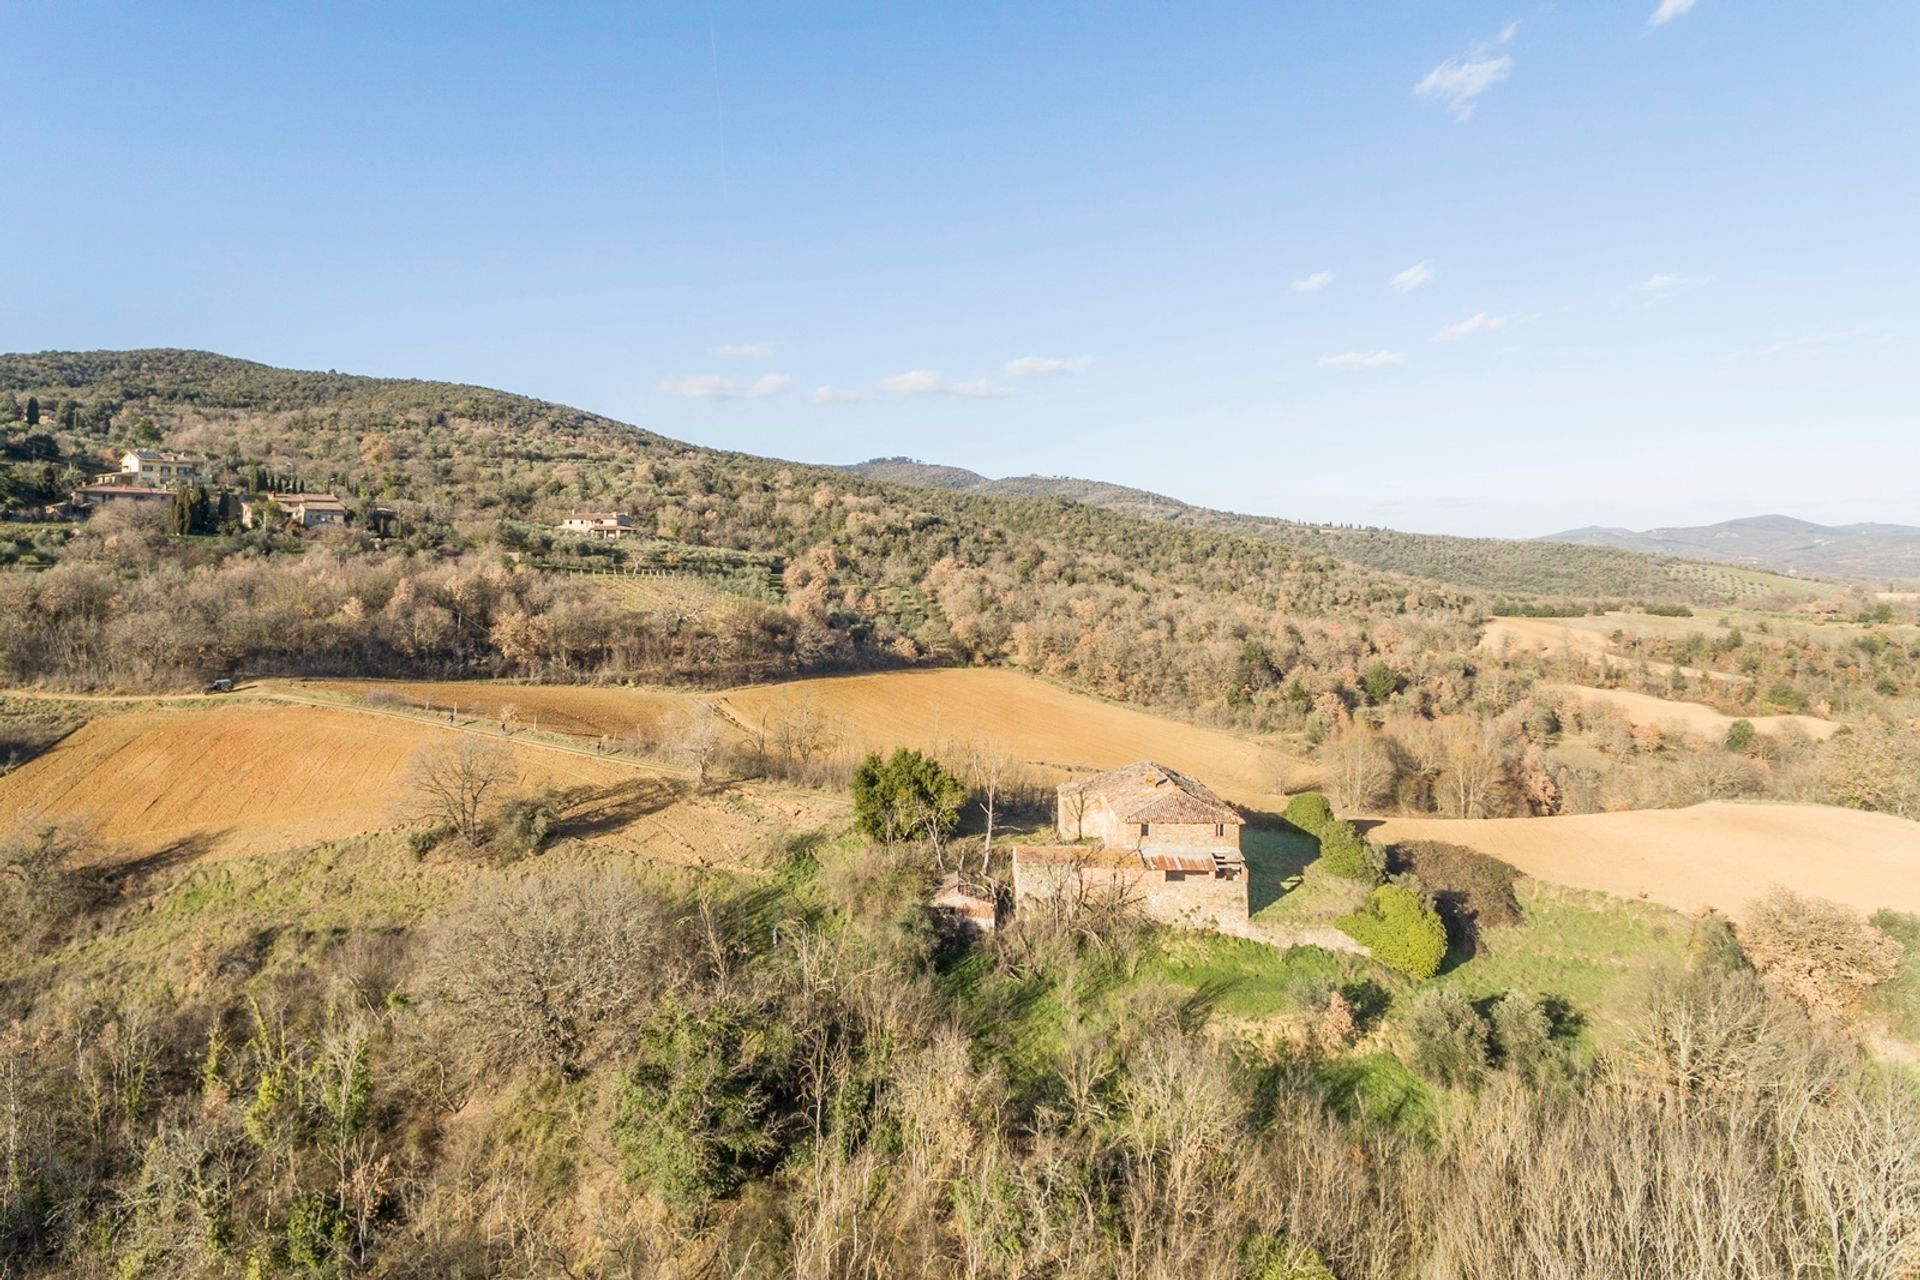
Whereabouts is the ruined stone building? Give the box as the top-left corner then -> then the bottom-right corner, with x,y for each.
1012,761 -> 1248,931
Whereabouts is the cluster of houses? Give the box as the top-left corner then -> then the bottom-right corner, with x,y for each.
936,761 -> 1254,935
68,450 -> 349,530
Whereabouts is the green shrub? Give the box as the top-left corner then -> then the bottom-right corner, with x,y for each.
1383,840 -> 1521,938
491,787 -> 557,859
616,1001 -> 794,1217
1338,885 -> 1447,980
1241,1234 -> 1337,1280
1488,992 -> 1557,1080
284,1192 -> 348,1273
851,748 -> 965,844
1403,987 -> 1489,1087
1866,910 -> 1920,1041
1723,719 -> 1756,753
1317,819 -> 1381,882
1282,791 -> 1334,838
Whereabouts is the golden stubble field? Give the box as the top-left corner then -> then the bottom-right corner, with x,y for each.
716,668 -> 1314,808
0,701 -> 828,869
295,668 -> 1316,809
1371,802 -> 1920,920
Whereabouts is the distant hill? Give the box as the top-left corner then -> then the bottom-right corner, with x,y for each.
840,458 -> 1190,520
1542,515 -> 1920,583
837,458 -> 1823,601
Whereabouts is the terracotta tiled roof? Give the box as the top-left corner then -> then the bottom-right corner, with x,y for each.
1059,761 -> 1243,826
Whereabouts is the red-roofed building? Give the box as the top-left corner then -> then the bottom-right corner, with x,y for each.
1013,762 -> 1248,931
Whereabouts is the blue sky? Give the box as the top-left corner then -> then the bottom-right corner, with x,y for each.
4,1 -> 1915,536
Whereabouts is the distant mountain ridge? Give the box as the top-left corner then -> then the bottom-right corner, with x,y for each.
839,457 -> 1190,519
1542,515 -> 1920,583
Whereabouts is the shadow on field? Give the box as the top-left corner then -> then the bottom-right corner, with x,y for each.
552,779 -> 680,839
1240,817 -> 1320,915
101,831 -> 222,894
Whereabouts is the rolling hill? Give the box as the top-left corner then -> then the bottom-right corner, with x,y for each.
838,455 -> 1822,601
1543,514 -> 1920,583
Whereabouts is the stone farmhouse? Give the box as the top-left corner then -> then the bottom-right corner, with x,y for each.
1012,762 -> 1248,931
238,492 -> 349,529
559,512 -> 636,539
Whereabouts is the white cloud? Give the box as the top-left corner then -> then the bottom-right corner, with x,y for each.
1004,354 -> 1096,377
809,385 -> 869,404
709,342 -> 775,359
1649,0 -> 1698,27
1390,261 -> 1434,292
655,372 -> 791,400
877,369 -> 1006,399
878,369 -> 945,395
1414,25 -> 1516,120
1638,272 -> 1688,292
1434,312 -> 1509,342
1289,271 -> 1335,293
1318,350 -> 1407,370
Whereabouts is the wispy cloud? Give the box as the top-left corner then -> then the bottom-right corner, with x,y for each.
1414,24 -> 1517,120
1434,312 -> 1509,342
1638,272 -> 1694,293
809,385 -> 869,404
1649,0 -> 1698,27
1318,350 -> 1407,370
709,342 -> 775,359
1390,261 -> 1434,292
878,369 -> 1007,399
1727,329 -> 1878,363
656,372 -> 791,400
878,370 -> 945,395
1290,271 -> 1335,293
1004,354 -> 1096,377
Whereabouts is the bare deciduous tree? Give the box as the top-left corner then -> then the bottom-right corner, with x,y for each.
963,739 -> 1017,870
668,700 -> 730,789
405,736 -> 513,844
1320,722 -> 1397,812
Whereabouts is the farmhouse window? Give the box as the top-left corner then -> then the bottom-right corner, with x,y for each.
1165,870 -> 1185,881
1139,823 -> 1149,838
1214,823 -> 1225,837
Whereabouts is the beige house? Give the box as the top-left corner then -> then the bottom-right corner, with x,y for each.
1013,762 -> 1248,931
117,450 -> 199,484
559,512 -> 636,539
241,493 -> 349,529
73,483 -> 176,510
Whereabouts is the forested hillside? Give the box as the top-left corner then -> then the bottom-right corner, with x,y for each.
839,455 -> 1816,600
0,350 -> 1851,719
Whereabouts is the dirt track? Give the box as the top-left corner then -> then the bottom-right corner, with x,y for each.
1371,802 -> 1920,920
